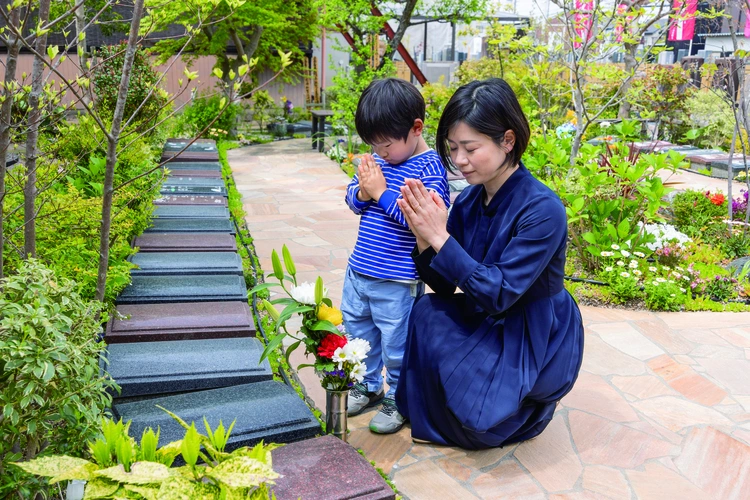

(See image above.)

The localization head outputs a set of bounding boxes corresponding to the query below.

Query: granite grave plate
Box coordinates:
[112,381,321,449]
[161,152,219,162]
[160,184,227,196]
[163,138,217,153]
[161,169,221,178]
[711,159,749,178]
[272,435,396,500]
[163,176,225,188]
[129,252,243,276]
[153,205,230,219]
[144,218,235,234]
[133,233,237,252]
[102,337,271,398]
[684,149,726,161]
[630,141,673,153]
[105,301,255,343]
[651,145,698,153]
[164,161,222,171]
[116,275,247,304]
[688,153,731,165]
[154,194,227,206]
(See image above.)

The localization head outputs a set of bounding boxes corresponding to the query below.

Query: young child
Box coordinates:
[342,78,450,434]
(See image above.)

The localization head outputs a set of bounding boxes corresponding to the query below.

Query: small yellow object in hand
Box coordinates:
[317,303,343,326]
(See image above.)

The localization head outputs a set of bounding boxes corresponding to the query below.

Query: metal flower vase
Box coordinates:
[325,389,348,442]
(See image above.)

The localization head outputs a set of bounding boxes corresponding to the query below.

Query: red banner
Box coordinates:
[574,0,594,49]
[667,0,698,42]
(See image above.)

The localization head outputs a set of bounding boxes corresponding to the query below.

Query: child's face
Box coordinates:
[369,121,423,164]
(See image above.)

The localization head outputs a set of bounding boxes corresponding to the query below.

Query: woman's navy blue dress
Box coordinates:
[395,164,584,449]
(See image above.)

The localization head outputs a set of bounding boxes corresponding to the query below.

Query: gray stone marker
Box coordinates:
[163,138,217,152]
[162,169,221,178]
[102,337,271,398]
[711,159,749,179]
[162,152,219,162]
[129,252,243,276]
[116,275,247,304]
[272,435,396,500]
[160,184,228,196]
[652,145,698,153]
[112,381,322,450]
[164,176,225,187]
[154,194,227,206]
[145,218,235,234]
[164,161,222,171]
[630,141,673,153]
[153,205,230,219]
[105,301,255,343]
[133,233,237,252]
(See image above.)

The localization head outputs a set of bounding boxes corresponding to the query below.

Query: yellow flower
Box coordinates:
[317,303,343,326]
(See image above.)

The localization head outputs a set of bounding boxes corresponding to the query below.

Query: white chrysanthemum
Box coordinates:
[629,261,638,269]
[351,363,366,383]
[673,273,682,279]
[332,346,349,367]
[600,251,614,257]
[648,266,658,272]
[656,277,667,283]
[621,250,631,257]
[605,266,614,272]
[611,244,621,250]
[634,270,642,276]
[662,266,671,271]
[344,338,371,363]
[680,288,686,293]
[620,272,630,278]
[617,260,625,267]
[290,282,327,305]
[634,251,646,258]
[601,121,612,129]
[638,222,691,251]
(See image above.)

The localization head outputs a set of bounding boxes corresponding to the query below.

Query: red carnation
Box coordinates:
[317,334,348,358]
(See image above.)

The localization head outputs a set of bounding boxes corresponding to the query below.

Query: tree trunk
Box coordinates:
[95,0,145,301]
[376,0,418,70]
[570,84,585,165]
[617,43,637,119]
[0,8,22,278]
[23,0,51,259]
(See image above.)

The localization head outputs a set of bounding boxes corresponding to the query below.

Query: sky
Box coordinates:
[512,0,562,20]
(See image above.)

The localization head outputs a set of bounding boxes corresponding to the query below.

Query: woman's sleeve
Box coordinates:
[429,200,566,315]
[412,204,462,296]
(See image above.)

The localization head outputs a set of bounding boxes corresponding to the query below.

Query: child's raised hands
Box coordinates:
[358,154,387,202]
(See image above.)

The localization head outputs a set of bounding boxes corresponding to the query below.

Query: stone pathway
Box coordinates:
[229,139,750,500]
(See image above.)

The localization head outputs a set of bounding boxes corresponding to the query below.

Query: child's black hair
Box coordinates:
[355,78,426,145]
[435,78,530,172]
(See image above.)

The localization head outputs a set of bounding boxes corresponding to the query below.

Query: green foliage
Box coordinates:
[702,275,739,302]
[718,231,750,260]
[179,93,241,139]
[12,414,280,499]
[92,43,170,134]
[421,80,455,148]
[0,261,116,498]
[643,278,687,311]
[626,65,693,140]
[684,89,738,150]
[250,90,275,132]
[670,189,727,239]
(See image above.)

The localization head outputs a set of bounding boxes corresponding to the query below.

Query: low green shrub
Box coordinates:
[0,260,115,498]
[179,93,241,139]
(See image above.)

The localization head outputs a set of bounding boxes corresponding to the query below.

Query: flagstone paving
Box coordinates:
[228,139,750,499]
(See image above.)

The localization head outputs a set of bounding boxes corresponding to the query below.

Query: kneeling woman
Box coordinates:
[395,78,584,449]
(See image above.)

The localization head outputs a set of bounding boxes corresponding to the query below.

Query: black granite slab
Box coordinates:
[153,205,230,219]
[630,141,674,153]
[129,252,243,276]
[163,138,217,153]
[102,337,271,398]
[133,233,237,252]
[164,161,222,171]
[651,145,698,153]
[711,158,749,178]
[116,275,247,304]
[154,194,227,206]
[112,381,321,449]
[161,152,219,162]
[105,301,255,343]
[162,169,221,178]
[144,218,235,234]
[272,435,396,500]
[164,176,225,188]
[159,184,228,196]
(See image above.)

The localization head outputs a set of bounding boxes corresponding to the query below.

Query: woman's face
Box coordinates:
[446,122,512,185]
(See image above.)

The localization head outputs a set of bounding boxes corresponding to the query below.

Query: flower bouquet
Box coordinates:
[249,246,370,440]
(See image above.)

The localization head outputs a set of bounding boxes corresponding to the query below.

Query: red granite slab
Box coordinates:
[162,168,222,178]
[133,233,237,252]
[154,194,228,206]
[687,153,732,165]
[271,435,395,500]
[105,301,255,343]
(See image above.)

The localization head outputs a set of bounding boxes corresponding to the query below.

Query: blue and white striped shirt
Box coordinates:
[345,150,450,281]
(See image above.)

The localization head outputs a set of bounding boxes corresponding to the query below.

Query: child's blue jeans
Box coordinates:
[341,267,423,399]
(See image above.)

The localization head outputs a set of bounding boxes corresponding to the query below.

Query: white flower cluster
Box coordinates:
[638,223,691,251]
[333,338,371,382]
[290,282,328,305]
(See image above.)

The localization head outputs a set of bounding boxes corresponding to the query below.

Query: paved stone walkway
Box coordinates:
[229,139,750,500]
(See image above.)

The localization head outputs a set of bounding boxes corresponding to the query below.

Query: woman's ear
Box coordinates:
[412,118,425,136]
[504,130,516,149]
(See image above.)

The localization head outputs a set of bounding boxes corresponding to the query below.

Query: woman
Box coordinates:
[394,78,584,449]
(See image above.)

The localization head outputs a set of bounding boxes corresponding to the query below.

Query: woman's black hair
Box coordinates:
[435,78,530,173]
[355,78,425,145]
